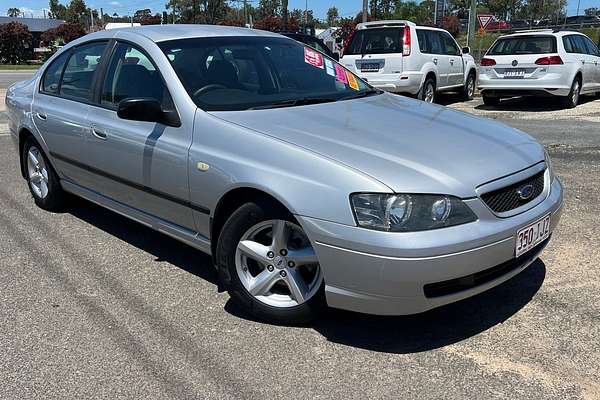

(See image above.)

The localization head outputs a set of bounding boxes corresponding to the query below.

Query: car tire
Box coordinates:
[482,95,500,106]
[562,77,581,109]
[419,77,436,103]
[462,72,476,100]
[22,136,67,211]
[216,200,326,325]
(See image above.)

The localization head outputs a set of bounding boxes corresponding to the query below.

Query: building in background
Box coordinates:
[0,16,65,60]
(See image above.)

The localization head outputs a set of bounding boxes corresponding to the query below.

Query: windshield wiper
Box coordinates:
[248,97,338,110]
[339,88,383,101]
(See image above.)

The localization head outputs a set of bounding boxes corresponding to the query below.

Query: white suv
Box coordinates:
[478,30,600,108]
[340,20,477,103]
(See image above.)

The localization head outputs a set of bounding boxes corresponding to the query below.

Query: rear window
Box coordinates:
[488,35,557,55]
[345,28,402,55]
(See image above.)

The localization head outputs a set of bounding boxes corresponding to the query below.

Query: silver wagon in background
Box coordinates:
[6,25,563,324]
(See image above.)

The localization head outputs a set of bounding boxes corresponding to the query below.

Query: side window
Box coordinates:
[563,36,575,53]
[416,29,428,53]
[101,42,173,109]
[441,32,460,56]
[426,31,443,55]
[583,36,600,56]
[41,51,69,94]
[60,41,107,101]
[571,35,587,54]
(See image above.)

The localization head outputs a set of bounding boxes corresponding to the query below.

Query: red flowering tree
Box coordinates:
[0,22,33,64]
[41,22,86,48]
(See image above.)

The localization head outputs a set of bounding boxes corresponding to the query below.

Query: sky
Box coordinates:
[2,0,596,20]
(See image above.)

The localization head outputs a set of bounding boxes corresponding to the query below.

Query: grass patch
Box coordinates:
[0,64,41,71]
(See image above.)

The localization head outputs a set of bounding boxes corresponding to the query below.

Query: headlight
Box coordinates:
[350,193,477,232]
[544,148,555,182]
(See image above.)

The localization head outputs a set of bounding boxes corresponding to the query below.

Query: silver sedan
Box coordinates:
[6,25,563,324]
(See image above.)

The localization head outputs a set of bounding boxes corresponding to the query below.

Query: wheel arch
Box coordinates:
[210,186,294,264]
[18,127,34,179]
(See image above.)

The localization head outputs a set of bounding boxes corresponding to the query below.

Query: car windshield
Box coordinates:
[345,28,403,55]
[488,35,557,55]
[159,36,376,111]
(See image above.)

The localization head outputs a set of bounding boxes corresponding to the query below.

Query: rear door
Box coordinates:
[484,35,560,81]
[421,30,449,87]
[581,36,600,86]
[341,27,403,80]
[32,41,108,184]
[571,35,599,91]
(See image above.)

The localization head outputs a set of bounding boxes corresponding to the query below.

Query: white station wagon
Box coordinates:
[478,30,600,107]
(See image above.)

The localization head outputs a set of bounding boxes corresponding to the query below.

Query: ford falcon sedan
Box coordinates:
[5,25,563,324]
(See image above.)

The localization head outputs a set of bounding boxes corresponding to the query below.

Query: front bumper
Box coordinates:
[298,177,563,315]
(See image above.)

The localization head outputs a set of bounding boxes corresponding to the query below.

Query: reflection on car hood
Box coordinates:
[211,93,544,197]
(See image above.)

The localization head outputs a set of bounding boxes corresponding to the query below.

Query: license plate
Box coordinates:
[504,69,526,78]
[360,63,380,71]
[515,214,551,257]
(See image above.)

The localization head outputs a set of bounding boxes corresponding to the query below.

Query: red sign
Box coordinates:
[304,47,324,69]
[477,14,493,29]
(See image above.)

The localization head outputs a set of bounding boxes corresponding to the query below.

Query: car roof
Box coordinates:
[71,24,283,44]
[497,29,585,38]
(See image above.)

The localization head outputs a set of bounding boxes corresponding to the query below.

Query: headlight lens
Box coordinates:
[351,193,477,232]
[544,148,555,182]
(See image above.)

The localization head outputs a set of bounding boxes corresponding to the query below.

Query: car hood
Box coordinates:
[211,93,544,197]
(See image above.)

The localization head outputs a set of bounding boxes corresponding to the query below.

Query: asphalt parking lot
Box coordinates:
[1,72,599,399]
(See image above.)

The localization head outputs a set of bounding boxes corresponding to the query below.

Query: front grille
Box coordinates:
[481,170,545,213]
[423,237,550,298]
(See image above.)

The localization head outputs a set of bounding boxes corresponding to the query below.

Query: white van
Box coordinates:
[340,20,477,103]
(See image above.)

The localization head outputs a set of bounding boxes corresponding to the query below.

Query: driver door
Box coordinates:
[83,41,195,230]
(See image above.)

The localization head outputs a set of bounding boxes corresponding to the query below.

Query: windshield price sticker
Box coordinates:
[324,59,335,77]
[304,47,324,69]
[346,71,359,90]
[335,64,348,84]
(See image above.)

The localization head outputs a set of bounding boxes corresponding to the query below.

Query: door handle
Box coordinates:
[450,59,455,65]
[433,58,438,65]
[91,127,107,140]
[36,112,47,121]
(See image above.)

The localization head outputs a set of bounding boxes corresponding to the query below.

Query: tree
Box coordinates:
[0,22,32,64]
[326,6,339,26]
[133,8,152,21]
[393,1,433,24]
[585,7,599,16]
[48,0,67,19]
[257,0,280,19]
[7,7,21,17]
[443,15,460,37]
[333,17,356,47]
[66,0,88,24]
[369,0,395,20]
[164,0,229,24]
[41,22,85,48]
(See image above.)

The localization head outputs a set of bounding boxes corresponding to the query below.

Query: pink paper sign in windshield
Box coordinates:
[304,47,324,69]
[334,64,348,84]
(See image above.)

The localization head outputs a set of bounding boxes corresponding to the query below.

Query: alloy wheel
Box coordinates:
[424,82,435,103]
[27,146,49,199]
[235,219,322,308]
[572,80,580,105]
[467,76,475,98]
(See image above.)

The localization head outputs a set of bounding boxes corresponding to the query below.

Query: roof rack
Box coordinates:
[513,28,554,33]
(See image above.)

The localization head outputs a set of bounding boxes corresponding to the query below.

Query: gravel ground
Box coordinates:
[1,73,599,399]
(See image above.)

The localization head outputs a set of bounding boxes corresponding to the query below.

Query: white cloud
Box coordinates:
[109,1,123,7]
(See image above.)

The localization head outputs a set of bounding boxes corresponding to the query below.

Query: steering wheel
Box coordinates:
[194,84,227,97]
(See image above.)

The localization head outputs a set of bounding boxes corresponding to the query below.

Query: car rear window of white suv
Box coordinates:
[345,28,402,55]
[488,35,557,55]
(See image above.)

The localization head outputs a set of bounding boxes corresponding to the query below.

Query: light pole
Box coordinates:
[362,0,368,22]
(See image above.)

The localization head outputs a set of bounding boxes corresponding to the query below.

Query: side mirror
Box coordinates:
[462,46,470,54]
[117,98,181,127]
[332,53,340,61]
